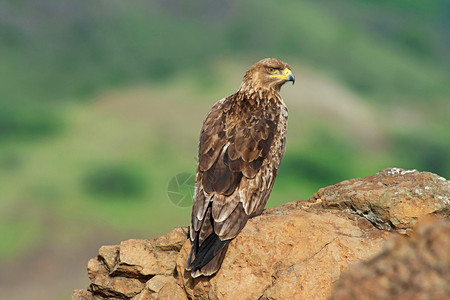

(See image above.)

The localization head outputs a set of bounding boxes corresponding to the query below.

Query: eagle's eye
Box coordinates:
[267,67,276,73]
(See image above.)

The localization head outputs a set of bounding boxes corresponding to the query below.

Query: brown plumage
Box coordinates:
[186,58,295,277]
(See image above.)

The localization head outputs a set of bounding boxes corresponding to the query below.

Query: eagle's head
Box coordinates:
[242,58,295,93]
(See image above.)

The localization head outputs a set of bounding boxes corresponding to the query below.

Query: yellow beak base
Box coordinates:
[270,68,295,84]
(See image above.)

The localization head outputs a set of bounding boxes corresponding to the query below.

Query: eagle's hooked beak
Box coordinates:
[270,68,295,85]
[285,68,295,85]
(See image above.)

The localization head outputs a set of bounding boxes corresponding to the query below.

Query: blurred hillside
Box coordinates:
[0,0,449,299]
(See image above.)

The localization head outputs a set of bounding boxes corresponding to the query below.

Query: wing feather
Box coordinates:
[212,192,240,222]
[214,202,250,240]
[198,205,213,244]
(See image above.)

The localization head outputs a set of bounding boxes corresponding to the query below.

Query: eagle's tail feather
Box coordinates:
[185,230,230,278]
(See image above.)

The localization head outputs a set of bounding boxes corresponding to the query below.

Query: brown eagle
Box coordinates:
[186,58,294,277]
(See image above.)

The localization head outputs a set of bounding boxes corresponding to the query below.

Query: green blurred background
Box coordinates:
[0,0,449,298]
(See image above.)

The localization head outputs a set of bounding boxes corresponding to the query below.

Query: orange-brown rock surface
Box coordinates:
[73,168,449,300]
[331,216,450,300]
[311,168,449,232]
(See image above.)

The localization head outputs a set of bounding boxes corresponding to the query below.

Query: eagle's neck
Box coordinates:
[236,80,284,107]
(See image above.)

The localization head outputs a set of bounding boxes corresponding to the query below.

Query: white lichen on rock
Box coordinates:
[386,168,418,176]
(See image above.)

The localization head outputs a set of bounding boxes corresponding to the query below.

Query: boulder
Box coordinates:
[311,168,449,232]
[73,168,449,300]
[331,216,450,300]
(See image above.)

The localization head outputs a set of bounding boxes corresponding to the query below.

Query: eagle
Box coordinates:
[186,58,295,278]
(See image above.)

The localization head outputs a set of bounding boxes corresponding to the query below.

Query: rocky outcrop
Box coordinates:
[331,216,450,300]
[311,168,449,232]
[177,202,389,300]
[80,228,188,300]
[73,168,449,300]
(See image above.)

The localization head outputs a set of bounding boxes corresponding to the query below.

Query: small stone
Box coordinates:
[98,245,119,271]
[72,289,94,300]
[132,275,188,300]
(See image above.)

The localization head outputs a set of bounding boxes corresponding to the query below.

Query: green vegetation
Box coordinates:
[82,163,148,198]
[0,0,448,266]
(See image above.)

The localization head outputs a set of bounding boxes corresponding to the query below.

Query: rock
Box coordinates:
[73,169,449,300]
[176,202,388,300]
[73,227,188,300]
[331,216,450,300]
[72,289,95,300]
[111,226,188,279]
[311,168,449,232]
[98,245,120,271]
[87,253,146,298]
[131,275,188,300]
